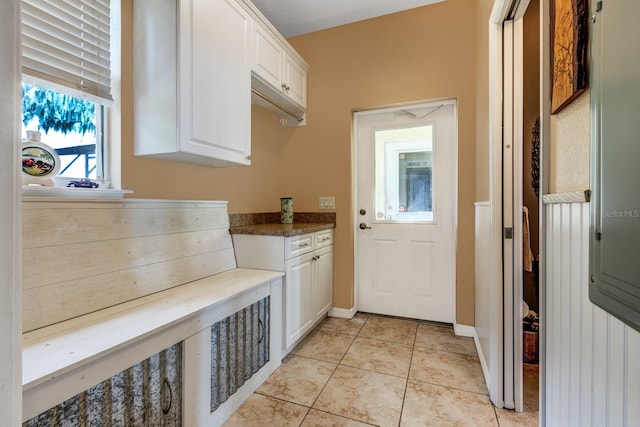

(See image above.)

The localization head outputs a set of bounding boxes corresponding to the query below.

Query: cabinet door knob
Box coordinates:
[258,318,265,344]
[161,378,172,415]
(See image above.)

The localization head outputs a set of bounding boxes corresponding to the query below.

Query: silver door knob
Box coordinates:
[359,223,372,230]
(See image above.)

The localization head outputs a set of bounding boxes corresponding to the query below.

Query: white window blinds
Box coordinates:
[21,0,112,101]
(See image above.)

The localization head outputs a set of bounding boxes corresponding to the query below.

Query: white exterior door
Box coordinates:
[354,101,457,322]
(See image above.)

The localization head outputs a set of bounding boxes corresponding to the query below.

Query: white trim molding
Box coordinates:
[328,306,357,319]
[453,323,475,337]
[542,190,590,204]
[473,327,492,397]
[0,2,22,425]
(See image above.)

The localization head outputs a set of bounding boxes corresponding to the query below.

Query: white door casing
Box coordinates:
[487,0,531,412]
[0,2,22,425]
[354,101,457,323]
[502,18,525,412]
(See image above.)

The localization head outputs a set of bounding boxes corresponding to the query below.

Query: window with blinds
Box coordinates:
[20,0,115,185]
[22,0,112,101]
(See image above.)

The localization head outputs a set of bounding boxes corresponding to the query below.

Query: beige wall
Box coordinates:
[121,0,492,325]
[549,90,590,193]
[475,0,494,202]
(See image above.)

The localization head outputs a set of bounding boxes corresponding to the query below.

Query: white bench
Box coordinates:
[22,198,283,424]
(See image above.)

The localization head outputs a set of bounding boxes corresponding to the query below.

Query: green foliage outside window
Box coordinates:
[21,84,96,136]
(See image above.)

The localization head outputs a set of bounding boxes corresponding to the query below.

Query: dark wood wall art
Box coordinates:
[531,118,540,198]
[550,0,588,114]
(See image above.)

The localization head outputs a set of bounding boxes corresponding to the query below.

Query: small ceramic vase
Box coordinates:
[280,197,293,224]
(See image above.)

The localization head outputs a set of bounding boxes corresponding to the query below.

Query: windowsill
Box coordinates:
[22,185,133,198]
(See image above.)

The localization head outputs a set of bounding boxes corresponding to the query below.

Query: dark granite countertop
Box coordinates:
[228,212,335,237]
[229,222,334,237]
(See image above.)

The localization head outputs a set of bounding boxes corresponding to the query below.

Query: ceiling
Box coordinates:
[250,0,446,38]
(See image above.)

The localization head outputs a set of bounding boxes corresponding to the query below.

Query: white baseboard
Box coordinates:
[473,328,491,395]
[453,323,474,337]
[210,359,279,426]
[328,306,357,319]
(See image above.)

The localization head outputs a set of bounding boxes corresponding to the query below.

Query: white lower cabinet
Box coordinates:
[233,229,334,354]
[314,245,333,318]
[284,244,333,349]
[284,251,314,348]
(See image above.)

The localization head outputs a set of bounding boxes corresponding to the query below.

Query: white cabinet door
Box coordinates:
[251,19,307,110]
[252,24,283,91]
[313,245,333,318]
[179,0,252,165]
[284,252,314,349]
[134,0,252,168]
[284,54,307,108]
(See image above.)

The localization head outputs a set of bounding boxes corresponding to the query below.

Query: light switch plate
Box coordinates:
[319,196,335,209]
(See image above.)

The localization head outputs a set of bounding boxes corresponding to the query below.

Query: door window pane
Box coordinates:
[374,126,434,222]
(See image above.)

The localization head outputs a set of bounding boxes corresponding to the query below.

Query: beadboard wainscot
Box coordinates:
[22,198,284,424]
[544,192,640,426]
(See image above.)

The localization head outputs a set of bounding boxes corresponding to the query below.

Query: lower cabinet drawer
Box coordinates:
[315,229,334,248]
[23,343,183,427]
[285,234,314,259]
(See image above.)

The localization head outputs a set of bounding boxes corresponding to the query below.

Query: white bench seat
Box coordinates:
[23,268,283,420]
[21,198,284,422]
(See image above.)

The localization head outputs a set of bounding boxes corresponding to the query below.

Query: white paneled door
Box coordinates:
[354,101,456,322]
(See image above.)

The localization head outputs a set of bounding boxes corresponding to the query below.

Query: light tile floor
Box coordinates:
[224,314,538,427]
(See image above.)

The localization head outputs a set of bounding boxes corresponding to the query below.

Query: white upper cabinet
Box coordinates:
[245,0,308,126]
[252,26,307,109]
[133,0,309,168]
[134,0,252,167]
[253,25,283,92]
[283,54,307,108]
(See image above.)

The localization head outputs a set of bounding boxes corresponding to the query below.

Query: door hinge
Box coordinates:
[504,227,513,239]
[595,231,602,241]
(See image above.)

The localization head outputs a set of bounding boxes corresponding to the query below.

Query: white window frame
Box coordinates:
[20,0,124,195]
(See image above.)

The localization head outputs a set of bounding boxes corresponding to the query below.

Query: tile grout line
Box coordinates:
[398,320,419,427]
[249,314,512,426]
[296,316,370,426]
